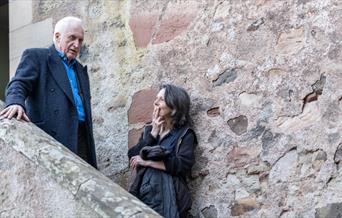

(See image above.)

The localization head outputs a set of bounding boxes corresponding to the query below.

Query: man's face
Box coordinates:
[55,24,84,61]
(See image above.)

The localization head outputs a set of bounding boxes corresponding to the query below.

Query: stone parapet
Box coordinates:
[0,101,160,218]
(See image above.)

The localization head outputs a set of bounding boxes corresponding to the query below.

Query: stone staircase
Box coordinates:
[0,101,160,218]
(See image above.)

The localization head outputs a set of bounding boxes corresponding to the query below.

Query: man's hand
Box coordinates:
[0,104,30,122]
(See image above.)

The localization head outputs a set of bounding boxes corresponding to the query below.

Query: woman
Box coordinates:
[128,84,197,218]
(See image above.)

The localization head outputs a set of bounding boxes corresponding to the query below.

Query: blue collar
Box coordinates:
[57,50,76,67]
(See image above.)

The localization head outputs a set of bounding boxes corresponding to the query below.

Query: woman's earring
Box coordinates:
[171,109,176,116]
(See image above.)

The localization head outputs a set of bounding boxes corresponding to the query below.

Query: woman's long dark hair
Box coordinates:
[161,84,192,128]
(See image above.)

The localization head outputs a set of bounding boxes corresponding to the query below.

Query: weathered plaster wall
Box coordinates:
[8,0,342,217]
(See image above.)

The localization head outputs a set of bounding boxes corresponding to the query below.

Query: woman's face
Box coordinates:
[154,88,172,119]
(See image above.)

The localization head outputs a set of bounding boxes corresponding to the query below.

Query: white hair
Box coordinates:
[53,16,83,44]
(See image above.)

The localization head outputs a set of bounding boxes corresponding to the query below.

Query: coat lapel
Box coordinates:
[75,63,89,98]
[48,46,75,106]
[75,63,91,118]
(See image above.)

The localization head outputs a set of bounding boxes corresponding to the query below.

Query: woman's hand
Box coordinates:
[151,107,164,138]
[130,155,166,171]
[130,155,150,170]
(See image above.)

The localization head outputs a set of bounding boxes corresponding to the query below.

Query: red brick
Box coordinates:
[128,127,144,149]
[129,13,158,48]
[128,88,157,124]
[152,2,198,44]
[129,2,198,47]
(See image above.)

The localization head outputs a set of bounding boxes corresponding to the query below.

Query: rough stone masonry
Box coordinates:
[7,0,342,217]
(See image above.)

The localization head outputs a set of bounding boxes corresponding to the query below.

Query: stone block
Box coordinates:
[129,1,198,47]
[152,1,198,44]
[276,28,304,55]
[129,11,159,48]
[226,146,260,169]
[201,205,218,218]
[269,149,298,184]
[315,203,342,218]
[128,88,157,124]
[239,92,262,108]
[128,127,144,149]
[231,198,259,216]
[227,115,248,135]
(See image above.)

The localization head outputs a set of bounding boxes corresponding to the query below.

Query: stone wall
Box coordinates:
[8,0,342,217]
[0,101,160,218]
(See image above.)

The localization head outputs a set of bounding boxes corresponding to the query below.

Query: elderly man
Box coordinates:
[0,16,97,168]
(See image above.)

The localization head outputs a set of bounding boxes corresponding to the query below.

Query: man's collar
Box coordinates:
[56,49,76,66]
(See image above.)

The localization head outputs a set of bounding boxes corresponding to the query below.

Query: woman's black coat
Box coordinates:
[128,125,197,218]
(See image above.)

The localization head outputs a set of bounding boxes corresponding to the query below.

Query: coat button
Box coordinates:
[50,88,55,92]
[54,110,59,115]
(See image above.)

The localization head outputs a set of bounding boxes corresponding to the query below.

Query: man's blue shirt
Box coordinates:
[57,50,85,121]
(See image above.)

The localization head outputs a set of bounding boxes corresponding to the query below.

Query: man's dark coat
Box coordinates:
[5,45,97,168]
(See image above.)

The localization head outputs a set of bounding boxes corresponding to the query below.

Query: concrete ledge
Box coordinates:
[0,101,160,218]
